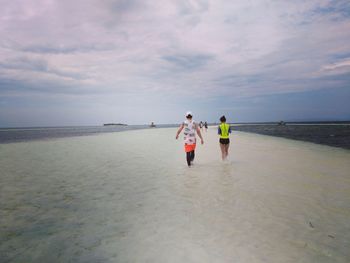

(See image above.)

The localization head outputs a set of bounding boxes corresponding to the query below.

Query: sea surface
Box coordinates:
[1,127,349,262]
[232,123,350,149]
[0,124,177,143]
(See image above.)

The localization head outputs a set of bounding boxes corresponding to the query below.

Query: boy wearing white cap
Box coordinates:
[175,111,204,167]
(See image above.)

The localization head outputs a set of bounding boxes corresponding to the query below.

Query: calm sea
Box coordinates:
[0,124,177,143]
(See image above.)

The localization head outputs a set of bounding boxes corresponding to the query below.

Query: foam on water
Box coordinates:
[1,127,349,262]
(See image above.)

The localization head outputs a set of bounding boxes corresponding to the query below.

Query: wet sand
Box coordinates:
[1,127,350,262]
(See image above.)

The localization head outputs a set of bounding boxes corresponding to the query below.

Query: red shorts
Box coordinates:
[184,144,196,152]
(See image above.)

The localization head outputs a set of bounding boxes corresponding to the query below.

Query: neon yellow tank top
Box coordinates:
[219,123,230,139]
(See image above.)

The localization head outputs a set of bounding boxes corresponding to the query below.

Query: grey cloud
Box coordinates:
[1,41,116,55]
[176,0,209,16]
[292,1,350,26]
[20,43,115,54]
[0,57,48,72]
[0,57,87,80]
[107,0,143,13]
[213,74,265,88]
[162,53,213,70]
[310,1,350,19]
[49,69,88,81]
[0,78,46,94]
[103,0,148,26]
[0,76,97,96]
[214,69,350,97]
[331,52,350,60]
[318,71,350,83]
[1,0,350,99]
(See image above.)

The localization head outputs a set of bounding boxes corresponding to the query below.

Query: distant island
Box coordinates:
[103,123,128,126]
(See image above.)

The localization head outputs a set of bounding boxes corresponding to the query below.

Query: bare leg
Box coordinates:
[190,150,195,163]
[225,143,230,159]
[219,143,226,160]
[186,152,191,166]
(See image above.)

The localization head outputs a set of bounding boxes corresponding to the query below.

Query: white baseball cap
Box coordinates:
[185,111,193,117]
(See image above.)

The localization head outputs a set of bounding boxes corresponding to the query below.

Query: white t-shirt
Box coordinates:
[183,119,197,145]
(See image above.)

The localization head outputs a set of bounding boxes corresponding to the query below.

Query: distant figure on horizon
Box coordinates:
[204,121,208,132]
[199,121,203,130]
[176,111,204,167]
[218,115,231,161]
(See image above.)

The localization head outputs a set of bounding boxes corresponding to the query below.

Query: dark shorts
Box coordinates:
[219,138,230,145]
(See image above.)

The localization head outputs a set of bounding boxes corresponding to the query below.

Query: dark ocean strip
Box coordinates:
[232,124,350,150]
[0,125,177,143]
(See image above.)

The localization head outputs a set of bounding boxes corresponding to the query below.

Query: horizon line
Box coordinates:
[1,120,350,129]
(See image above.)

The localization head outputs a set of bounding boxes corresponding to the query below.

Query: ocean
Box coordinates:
[1,123,349,149]
[0,124,177,143]
[232,123,350,150]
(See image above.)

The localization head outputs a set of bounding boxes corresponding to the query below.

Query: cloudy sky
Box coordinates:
[0,0,349,127]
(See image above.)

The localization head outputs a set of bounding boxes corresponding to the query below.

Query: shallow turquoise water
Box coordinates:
[1,128,350,262]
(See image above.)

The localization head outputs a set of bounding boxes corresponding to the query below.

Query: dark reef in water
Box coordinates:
[232,124,350,150]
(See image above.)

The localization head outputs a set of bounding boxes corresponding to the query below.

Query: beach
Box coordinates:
[1,127,350,263]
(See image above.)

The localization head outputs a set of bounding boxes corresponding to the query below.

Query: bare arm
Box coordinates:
[175,124,184,139]
[196,125,204,144]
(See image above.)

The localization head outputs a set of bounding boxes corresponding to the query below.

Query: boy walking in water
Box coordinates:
[218,115,231,161]
[176,111,204,167]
